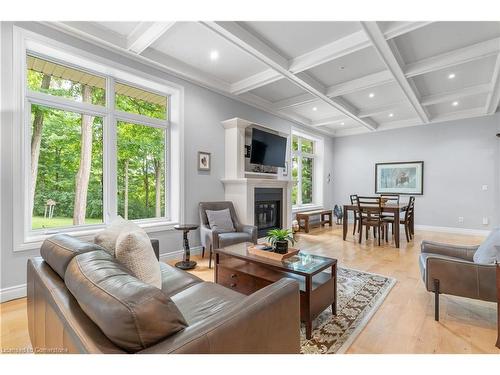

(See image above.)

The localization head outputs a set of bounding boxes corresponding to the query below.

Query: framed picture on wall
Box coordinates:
[198,151,211,171]
[375,161,424,195]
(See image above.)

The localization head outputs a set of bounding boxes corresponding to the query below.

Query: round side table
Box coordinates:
[174,224,199,270]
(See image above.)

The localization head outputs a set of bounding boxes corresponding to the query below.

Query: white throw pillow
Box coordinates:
[115,230,162,289]
[94,216,138,256]
[206,208,235,233]
[473,228,500,264]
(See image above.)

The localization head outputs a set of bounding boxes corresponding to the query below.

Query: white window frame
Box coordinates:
[12,26,184,251]
[291,130,324,212]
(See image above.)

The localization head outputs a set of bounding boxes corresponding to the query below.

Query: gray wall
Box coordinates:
[331,113,500,230]
[0,22,334,296]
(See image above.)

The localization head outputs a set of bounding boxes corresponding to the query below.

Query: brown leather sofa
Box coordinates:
[27,235,300,354]
[419,240,497,321]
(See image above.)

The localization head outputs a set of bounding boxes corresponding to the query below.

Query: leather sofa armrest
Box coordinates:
[421,240,478,261]
[139,278,301,354]
[235,224,258,244]
[150,239,159,261]
[425,255,496,302]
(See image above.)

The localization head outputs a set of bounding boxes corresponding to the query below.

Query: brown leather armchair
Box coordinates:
[199,201,257,268]
[419,240,497,321]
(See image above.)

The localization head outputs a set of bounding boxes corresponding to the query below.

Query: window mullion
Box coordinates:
[105,76,117,224]
[297,138,303,206]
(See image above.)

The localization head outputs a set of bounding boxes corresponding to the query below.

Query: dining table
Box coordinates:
[342,202,412,248]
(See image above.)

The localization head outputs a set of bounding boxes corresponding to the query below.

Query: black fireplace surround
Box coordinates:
[254,188,283,238]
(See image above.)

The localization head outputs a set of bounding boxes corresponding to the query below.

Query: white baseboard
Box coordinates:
[159,245,203,261]
[414,225,491,236]
[0,284,27,303]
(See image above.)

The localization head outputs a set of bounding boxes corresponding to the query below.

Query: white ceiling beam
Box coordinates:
[288,30,371,73]
[326,70,394,97]
[230,69,282,94]
[485,53,500,114]
[126,22,177,54]
[310,115,346,127]
[421,83,491,106]
[358,101,408,118]
[362,22,430,123]
[383,22,433,40]
[272,93,316,110]
[201,21,378,131]
[404,37,500,77]
[60,22,128,49]
[271,70,394,111]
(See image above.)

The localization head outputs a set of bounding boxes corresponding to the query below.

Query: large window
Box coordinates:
[292,134,316,207]
[26,53,170,232]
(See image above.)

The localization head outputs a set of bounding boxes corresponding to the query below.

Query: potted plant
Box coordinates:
[266,228,295,254]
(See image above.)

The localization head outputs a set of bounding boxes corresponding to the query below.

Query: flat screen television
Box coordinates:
[250,128,287,168]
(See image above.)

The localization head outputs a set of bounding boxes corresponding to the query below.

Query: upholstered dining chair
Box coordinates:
[199,201,258,268]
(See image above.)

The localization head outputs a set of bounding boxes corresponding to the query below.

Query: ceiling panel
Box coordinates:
[285,99,344,121]
[94,21,142,37]
[306,47,386,87]
[149,22,269,83]
[317,118,360,132]
[394,22,500,64]
[368,105,418,124]
[340,82,408,110]
[412,56,497,97]
[249,78,308,102]
[239,21,362,59]
[426,93,488,117]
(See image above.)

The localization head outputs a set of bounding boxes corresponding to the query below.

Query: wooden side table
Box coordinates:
[174,224,199,270]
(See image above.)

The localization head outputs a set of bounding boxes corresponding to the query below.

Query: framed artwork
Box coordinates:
[375,161,424,195]
[198,151,211,171]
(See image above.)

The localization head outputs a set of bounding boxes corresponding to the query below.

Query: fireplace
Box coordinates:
[254,188,283,238]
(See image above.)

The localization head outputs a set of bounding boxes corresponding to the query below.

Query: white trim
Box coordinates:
[0,284,27,303]
[361,22,430,124]
[485,53,500,114]
[421,83,491,107]
[325,70,394,98]
[126,22,176,55]
[414,225,491,236]
[382,21,433,40]
[404,37,500,78]
[12,26,184,252]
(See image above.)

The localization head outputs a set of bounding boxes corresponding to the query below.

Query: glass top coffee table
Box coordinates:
[214,242,337,339]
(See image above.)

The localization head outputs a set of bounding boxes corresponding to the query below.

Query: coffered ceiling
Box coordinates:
[48,21,500,136]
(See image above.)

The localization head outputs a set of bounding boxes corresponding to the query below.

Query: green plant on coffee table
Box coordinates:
[266,228,296,247]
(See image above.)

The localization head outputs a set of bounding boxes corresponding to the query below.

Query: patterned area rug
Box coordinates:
[300,267,396,354]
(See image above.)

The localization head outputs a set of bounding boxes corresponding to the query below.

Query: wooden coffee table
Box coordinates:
[215,242,337,339]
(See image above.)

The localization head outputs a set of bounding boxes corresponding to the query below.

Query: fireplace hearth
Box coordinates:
[254,188,283,238]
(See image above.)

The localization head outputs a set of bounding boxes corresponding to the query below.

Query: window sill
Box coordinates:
[16,219,179,252]
[292,204,324,214]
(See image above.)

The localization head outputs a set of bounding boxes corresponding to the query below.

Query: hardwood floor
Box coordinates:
[1,225,498,354]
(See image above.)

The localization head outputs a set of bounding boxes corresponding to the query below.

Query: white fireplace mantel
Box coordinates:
[221,118,292,231]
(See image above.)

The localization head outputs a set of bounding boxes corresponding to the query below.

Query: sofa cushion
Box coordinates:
[40,234,104,279]
[94,216,139,256]
[160,262,203,297]
[218,232,253,248]
[65,250,187,353]
[171,282,243,325]
[206,208,235,233]
[473,228,500,264]
[115,229,162,288]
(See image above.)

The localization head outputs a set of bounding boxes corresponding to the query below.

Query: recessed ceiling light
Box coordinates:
[340,122,345,125]
[312,107,318,111]
[388,113,394,118]
[369,93,375,98]
[448,73,456,79]
[452,101,459,107]
[209,50,219,61]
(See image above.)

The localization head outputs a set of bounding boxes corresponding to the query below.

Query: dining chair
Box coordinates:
[379,194,400,236]
[383,196,415,242]
[356,196,384,246]
[350,194,361,235]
